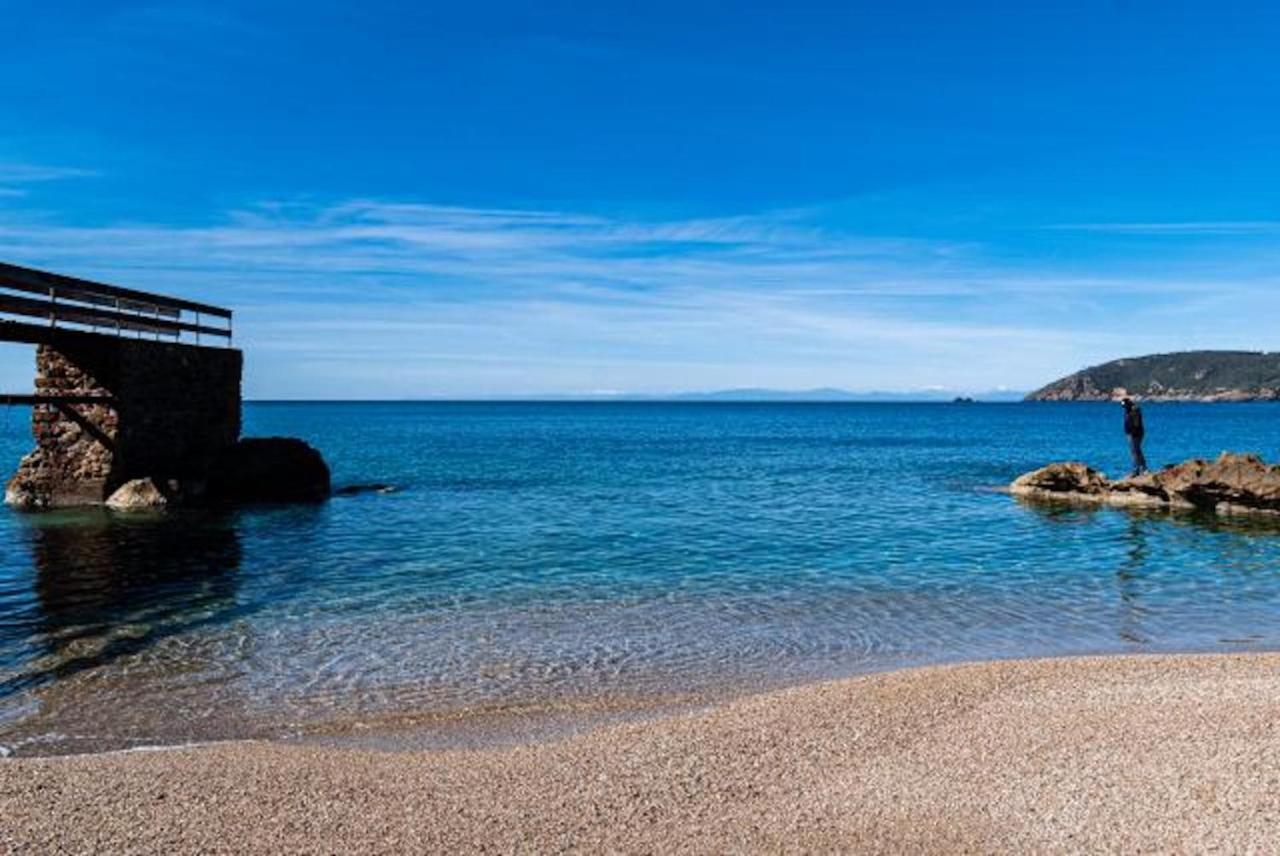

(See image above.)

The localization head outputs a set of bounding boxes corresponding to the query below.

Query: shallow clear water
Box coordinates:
[2,401,1279,755]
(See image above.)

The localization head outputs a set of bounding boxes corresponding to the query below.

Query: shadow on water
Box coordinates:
[1017,502,1158,644]
[1013,497,1280,646]
[1115,516,1151,644]
[0,509,243,699]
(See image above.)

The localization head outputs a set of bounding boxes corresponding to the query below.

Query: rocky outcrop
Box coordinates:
[1027,351,1280,402]
[207,438,331,504]
[1010,453,1280,517]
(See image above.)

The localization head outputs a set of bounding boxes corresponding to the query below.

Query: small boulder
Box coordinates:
[106,478,169,511]
[1009,462,1109,502]
[208,437,331,504]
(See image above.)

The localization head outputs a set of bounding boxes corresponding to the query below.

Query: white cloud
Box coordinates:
[1,198,1276,397]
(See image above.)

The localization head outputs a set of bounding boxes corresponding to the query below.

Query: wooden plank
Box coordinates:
[0,291,231,339]
[0,261,232,320]
[1,394,116,406]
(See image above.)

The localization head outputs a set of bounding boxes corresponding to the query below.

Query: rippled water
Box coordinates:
[2,401,1279,755]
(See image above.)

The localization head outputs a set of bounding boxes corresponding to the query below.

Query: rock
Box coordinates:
[208,437,331,504]
[1009,462,1109,502]
[1104,472,1176,508]
[1009,452,1280,518]
[1216,501,1280,518]
[106,478,170,511]
[1156,453,1280,512]
[333,483,397,496]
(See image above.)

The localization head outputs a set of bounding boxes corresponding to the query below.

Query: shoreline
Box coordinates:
[9,641,1266,761]
[4,651,1278,852]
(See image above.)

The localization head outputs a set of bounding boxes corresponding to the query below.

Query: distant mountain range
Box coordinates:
[535,387,1028,402]
[1027,351,1280,402]
[255,388,1030,403]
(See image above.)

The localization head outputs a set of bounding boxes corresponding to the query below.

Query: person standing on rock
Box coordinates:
[1121,396,1147,477]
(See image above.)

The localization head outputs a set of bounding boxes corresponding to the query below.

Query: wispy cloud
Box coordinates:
[0,163,98,184]
[0,199,1276,397]
[0,200,970,301]
[1050,221,1280,235]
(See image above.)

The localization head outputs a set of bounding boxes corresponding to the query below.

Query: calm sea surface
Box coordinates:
[2,401,1279,755]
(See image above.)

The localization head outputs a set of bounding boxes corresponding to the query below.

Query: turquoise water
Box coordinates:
[2,402,1280,755]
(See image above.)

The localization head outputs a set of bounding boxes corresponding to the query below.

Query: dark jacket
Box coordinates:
[1124,406,1145,438]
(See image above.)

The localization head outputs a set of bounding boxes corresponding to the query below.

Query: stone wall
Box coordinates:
[5,331,242,508]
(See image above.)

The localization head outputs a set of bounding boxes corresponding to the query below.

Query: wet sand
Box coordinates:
[2,652,1278,853]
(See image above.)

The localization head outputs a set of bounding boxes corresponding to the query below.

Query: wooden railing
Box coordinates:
[0,261,233,346]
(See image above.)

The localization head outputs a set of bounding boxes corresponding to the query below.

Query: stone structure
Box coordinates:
[5,330,242,509]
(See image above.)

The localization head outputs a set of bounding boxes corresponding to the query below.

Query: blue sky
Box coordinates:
[1,1,1279,398]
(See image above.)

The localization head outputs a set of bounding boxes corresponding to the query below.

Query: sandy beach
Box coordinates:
[2,652,1277,854]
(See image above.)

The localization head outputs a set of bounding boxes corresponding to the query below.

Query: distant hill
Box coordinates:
[1027,351,1280,402]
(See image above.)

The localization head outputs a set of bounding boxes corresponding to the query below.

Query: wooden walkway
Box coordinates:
[1,261,233,406]
[0,261,232,346]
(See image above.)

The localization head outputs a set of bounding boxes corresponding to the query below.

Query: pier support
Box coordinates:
[5,329,242,508]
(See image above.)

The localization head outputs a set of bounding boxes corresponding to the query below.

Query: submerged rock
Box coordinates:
[208,437,331,504]
[1010,452,1280,518]
[333,483,398,496]
[105,478,170,511]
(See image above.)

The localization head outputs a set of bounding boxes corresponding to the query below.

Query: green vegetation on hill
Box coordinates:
[1027,351,1280,401]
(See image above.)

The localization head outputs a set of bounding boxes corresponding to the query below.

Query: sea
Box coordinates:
[2,401,1279,756]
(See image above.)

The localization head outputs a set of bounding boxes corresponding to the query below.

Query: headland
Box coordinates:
[1027,350,1280,402]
